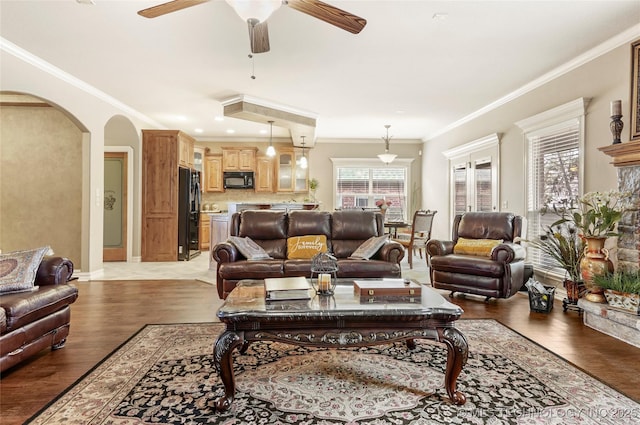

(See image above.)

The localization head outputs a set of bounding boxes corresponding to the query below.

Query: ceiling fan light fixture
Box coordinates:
[226,0,282,23]
[378,124,396,164]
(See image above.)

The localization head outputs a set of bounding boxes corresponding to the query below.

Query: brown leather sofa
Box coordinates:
[426,212,526,301]
[0,256,78,373]
[212,209,405,299]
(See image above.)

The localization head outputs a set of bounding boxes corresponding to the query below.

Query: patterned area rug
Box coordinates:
[27,320,638,424]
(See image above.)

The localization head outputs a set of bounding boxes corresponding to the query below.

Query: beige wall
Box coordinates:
[424,43,631,240]
[0,105,82,264]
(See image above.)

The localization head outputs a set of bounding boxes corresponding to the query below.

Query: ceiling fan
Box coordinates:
[138,0,367,54]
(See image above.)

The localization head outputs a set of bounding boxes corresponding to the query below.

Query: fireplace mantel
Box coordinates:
[598,139,640,167]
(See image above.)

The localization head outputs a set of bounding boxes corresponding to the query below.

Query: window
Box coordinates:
[443,133,500,222]
[516,98,588,276]
[332,159,412,222]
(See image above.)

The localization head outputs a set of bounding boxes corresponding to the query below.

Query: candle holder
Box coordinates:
[310,252,338,295]
[610,114,623,145]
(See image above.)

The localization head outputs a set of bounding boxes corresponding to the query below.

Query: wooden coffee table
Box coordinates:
[213,279,468,411]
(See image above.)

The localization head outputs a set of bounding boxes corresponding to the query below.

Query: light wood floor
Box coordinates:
[1,279,639,423]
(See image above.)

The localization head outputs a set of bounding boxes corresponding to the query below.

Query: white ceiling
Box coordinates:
[1,0,639,145]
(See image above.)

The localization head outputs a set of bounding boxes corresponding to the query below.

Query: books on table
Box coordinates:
[264,276,312,301]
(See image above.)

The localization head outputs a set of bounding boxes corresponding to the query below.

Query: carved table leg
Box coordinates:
[438,327,468,405]
[213,330,244,411]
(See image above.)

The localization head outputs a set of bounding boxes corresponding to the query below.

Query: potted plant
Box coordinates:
[593,271,640,315]
[527,219,585,303]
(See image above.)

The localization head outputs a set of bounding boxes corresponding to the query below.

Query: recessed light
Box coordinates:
[194,128,204,134]
[259,129,268,134]
[226,129,235,134]
[214,116,224,122]
[432,13,448,21]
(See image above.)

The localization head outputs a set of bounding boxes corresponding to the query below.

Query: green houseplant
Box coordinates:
[593,271,640,314]
[527,218,585,303]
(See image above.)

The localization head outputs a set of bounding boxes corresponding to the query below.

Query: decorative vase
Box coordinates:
[563,279,585,304]
[580,236,614,303]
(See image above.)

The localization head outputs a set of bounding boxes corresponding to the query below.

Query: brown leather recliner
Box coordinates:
[426,212,526,301]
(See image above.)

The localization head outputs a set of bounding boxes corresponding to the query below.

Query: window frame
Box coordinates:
[516,98,588,281]
[330,158,414,221]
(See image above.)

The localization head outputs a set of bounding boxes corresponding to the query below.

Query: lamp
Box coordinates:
[226,0,281,23]
[299,136,308,169]
[266,120,276,157]
[377,124,397,164]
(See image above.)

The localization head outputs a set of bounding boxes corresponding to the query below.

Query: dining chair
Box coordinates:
[392,210,437,269]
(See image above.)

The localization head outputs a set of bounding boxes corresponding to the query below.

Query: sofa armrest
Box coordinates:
[212,242,242,264]
[426,240,455,257]
[373,240,405,264]
[35,256,74,286]
[491,242,526,263]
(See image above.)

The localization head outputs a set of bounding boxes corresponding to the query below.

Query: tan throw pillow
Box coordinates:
[453,237,503,257]
[0,246,50,294]
[349,235,389,260]
[228,236,272,261]
[287,235,328,259]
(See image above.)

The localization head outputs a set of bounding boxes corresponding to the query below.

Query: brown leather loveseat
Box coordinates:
[426,212,526,301]
[212,209,405,299]
[1,256,78,373]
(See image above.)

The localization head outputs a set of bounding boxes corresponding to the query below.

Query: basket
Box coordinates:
[528,286,555,313]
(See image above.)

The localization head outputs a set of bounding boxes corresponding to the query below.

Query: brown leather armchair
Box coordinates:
[426,212,526,301]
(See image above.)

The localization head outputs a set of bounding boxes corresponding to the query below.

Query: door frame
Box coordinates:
[104,146,133,262]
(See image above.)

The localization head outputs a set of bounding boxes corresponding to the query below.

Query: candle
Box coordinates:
[319,274,331,291]
[611,100,622,116]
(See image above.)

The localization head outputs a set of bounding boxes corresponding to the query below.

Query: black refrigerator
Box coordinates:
[178,167,201,261]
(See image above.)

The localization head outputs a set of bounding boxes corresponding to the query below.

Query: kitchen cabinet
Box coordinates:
[222,148,257,171]
[193,146,205,188]
[204,155,223,192]
[276,148,308,192]
[141,129,196,261]
[199,213,211,250]
[179,133,195,168]
[255,155,274,192]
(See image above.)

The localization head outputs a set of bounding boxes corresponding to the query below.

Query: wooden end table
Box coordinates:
[213,279,468,411]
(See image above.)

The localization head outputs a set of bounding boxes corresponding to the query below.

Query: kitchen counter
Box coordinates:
[228,203,319,214]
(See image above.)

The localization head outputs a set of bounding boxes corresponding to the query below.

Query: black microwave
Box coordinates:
[223,171,254,189]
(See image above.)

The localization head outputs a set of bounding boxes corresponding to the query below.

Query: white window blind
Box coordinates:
[335,166,408,221]
[525,120,581,272]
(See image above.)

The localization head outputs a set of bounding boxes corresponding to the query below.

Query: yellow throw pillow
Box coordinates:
[453,237,503,257]
[287,235,328,259]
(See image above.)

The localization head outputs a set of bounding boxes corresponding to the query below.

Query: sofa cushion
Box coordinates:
[349,235,389,260]
[0,246,49,294]
[287,235,328,259]
[228,236,272,260]
[453,238,503,257]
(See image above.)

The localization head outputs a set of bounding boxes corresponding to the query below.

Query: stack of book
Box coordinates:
[264,276,312,301]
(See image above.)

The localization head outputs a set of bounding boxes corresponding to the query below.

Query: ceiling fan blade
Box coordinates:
[138,0,210,19]
[248,20,270,54]
[285,0,366,34]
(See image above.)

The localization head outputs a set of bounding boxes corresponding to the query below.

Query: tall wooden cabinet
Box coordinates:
[255,156,274,192]
[276,148,308,192]
[204,155,224,192]
[141,129,196,262]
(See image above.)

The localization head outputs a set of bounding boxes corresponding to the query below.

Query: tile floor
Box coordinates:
[95,250,431,285]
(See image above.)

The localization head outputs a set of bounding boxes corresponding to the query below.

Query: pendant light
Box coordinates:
[266,120,276,157]
[299,136,308,169]
[377,124,397,164]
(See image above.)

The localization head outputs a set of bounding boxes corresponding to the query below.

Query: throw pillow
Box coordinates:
[349,234,389,260]
[0,246,50,294]
[453,237,503,257]
[228,236,272,261]
[287,235,328,259]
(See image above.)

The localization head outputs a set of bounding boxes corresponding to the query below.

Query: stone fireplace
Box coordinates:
[577,140,640,348]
